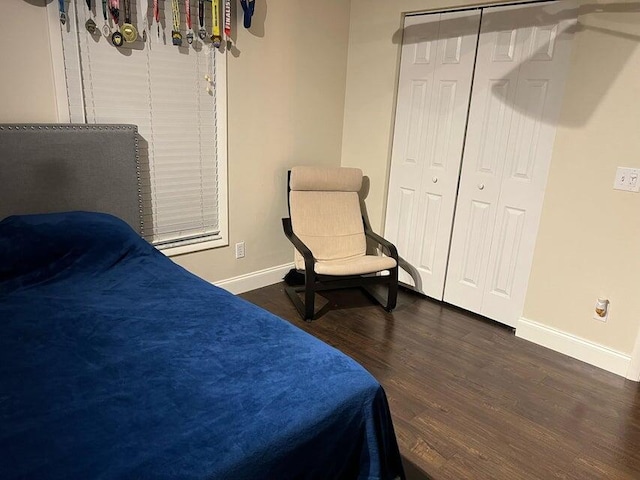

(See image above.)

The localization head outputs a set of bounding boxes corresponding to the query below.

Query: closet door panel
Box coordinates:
[481,4,577,323]
[443,11,524,314]
[385,11,480,297]
[444,2,576,326]
[385,14,438,287]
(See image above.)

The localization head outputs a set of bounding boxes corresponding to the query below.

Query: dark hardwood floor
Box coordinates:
[241,283,640,480]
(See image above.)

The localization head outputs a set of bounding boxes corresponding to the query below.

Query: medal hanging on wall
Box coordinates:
[85,0,98,34]
[198,0,206,40]
[122,0,138,43]
[224,0,231,43]
[211,0,221,48]
[171,0,182,45]
[59,0,66,25]
[185,0,193,44]
[109,0,124,47]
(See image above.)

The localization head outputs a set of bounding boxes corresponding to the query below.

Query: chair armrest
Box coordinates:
[364,228,398,260]
[282,218,315,272]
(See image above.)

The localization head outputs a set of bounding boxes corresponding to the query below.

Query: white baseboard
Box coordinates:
[214,262,294,295]
[516,317,631,378]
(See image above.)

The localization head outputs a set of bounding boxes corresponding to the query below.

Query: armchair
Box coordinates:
[282,166,399,320]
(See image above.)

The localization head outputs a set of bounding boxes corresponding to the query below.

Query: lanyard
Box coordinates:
[123,0,131,24]
[240,0,255,29]
[171,0,182,46]
[211,0,221,47]
[198,0,206,40]
[224,0,231,41]
[185,0,193,44]
[109,0,124,47]
[154,0,160,37]
[141,0,150,38]
[59,0,66,24]
[109,0,120,25]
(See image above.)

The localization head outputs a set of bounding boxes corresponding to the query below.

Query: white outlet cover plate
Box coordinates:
[613,167,640,192]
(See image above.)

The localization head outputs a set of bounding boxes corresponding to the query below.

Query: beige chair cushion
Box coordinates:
[291,191,366,268]
[314,255,397,276]
[290,166,362,192]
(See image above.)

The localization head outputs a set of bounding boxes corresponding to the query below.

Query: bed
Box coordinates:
[0,125,405,479]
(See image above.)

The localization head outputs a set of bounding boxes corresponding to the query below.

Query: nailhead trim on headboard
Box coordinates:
[0,124,144,235]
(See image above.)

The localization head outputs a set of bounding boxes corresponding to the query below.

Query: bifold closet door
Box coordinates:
[384,11,480,298]
[443,2,576,327]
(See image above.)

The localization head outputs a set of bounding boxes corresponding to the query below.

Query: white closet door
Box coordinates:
[444,2,576,326]
[384,11,480,298]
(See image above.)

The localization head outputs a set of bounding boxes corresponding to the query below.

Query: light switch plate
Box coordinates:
[613,167,640,192]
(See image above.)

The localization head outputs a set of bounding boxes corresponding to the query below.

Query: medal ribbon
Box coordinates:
[224,0,231,40]
[142,0,150,32]
[109,0,120,26]
[124,0,131,23]
[153,0,160,36]
[212,0,221,39]
[240,0,255,29]
[59,0,66,24]
[185,0,191,30]
[86,0,92,10]
[102,0,108,22]
[198,0,204,30]
[172,0,180,33]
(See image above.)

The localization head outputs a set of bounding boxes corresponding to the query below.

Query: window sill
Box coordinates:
[159,237,228,257]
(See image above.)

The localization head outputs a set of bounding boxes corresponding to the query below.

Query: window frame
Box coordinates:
[45,1,228,257]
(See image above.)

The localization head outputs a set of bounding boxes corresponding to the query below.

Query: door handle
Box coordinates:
[478,183,485,190]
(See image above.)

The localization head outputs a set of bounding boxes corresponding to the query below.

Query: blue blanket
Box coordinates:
[0,212,404,480]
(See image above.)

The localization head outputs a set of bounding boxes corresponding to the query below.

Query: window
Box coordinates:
[49,0,227,255]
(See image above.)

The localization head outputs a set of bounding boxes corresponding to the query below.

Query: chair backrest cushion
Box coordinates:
[289,167,366,267]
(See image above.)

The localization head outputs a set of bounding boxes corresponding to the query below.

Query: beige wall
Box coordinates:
[0,2,58,122]
[341,0,640,354]
[0,0,351,283]
[524,6,640,354]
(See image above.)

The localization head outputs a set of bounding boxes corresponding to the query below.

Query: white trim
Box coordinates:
[626,327,640,381]
[160,237,229,257]
[215,46,229,252]
[214,263,294,295]
[46,0,71,122]
[516,317,631,378]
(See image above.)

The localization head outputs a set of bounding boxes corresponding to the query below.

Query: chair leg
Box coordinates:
[386,266,398,311]
[304,269,315,320]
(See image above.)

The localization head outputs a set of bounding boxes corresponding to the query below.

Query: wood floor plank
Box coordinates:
[241,284,640,480]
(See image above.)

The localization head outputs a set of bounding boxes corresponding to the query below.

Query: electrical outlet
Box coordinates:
[613,167,640,192]
[235,242,245,259]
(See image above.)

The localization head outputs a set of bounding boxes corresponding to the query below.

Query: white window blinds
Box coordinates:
[58,0,226,250]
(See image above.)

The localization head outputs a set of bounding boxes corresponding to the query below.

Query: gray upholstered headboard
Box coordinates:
[0,124,143,235]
